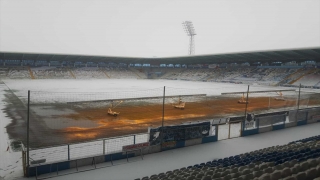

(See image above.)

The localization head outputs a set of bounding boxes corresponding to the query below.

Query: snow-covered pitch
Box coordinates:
[0,79,316,180]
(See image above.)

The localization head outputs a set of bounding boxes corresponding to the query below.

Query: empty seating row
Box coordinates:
[289,135,320,144]
[135,135,320,180]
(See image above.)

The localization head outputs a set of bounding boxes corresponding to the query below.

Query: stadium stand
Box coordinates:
[5,59,21,66]
[282,68,314,86]
[0,67,8,78]
[259,68,297,86]
[29,67,148,79]
[71,67,108,79]
[1,64,320,89]
[158,67,299,86]
[7,67,31,79]
[34,60,49,66]
[49,61,61,66]
[134,135,320,180]
[170,69,213,81]
[219,67,256,83]
[31,67,73,79]
[159,68,185,80]
[106,67,146,79]
[293,69,320,88]
[130,68,148,79]
[160,68,250,82]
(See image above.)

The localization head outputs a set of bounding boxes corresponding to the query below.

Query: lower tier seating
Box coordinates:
[135,135,320,180]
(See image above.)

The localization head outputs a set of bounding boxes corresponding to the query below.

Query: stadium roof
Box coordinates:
[1,47,320,65]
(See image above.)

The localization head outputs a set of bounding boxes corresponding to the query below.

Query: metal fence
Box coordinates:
[24,85,320,168]
[29,133,149,164]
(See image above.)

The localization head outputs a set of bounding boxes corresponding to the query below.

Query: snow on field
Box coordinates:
[0,79,318,179]
[0,84,24,180]
[2,79,297,102]
[26,121,248,168]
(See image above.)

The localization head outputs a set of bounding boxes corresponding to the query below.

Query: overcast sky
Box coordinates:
[0,0,319,58]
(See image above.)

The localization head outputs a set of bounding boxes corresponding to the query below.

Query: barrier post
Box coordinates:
[103,139,105,155]
[133,135,136,144]
[228,123,231,139]
[240,122,243,137]
[22,150,26,176]
[27,90,30,176]
[297,83,301,110]
[243,85,250,122]
[161,86,165,127]
[68,144,70,160]
[215,124,218,139]
[242,121,244,132]
[160,86,165,150]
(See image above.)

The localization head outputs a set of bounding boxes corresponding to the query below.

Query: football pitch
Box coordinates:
[3,79,319,148]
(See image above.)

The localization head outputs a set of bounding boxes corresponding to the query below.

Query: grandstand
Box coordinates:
[1,47,320,87]
[31,67,72,79]
[5,67,31,79]
[70,67,107,79]
[135,134,320,180]
[292,69,320,88]
[1,65,320,88]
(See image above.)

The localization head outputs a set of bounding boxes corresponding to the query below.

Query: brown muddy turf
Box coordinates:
[57,95,319,146]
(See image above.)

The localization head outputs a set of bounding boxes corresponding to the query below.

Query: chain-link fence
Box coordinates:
[19,86,320,167]
[29,133,149,164]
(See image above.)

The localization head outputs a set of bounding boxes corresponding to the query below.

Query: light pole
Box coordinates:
[182,21,196,55]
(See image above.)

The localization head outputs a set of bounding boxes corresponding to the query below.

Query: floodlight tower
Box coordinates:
[182,21,196,55]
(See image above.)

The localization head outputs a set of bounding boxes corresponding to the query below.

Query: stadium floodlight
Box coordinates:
[182,21,196,55]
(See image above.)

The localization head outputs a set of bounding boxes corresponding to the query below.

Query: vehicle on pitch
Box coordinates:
[172,97,185,109]
[274,91,285,101]
[238,93,249,104]
[108,100,123,116]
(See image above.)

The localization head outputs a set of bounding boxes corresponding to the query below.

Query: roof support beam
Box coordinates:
[76,56,82,62]
[298,50,320,58]
[35,54,40,61]
[49,55,55,61]
[255,53,273,60]
[269,51,288,59]
[62,55,69,61]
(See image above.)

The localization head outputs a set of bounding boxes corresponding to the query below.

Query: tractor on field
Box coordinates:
[274,91,285,101]
[238,93,249,104]
[172,97,185,110]
[108,100,123,117]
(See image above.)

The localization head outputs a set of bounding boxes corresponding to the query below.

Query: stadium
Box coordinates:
[1,47,320,180]
[0,48,320,144]
[1,1,320,180]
